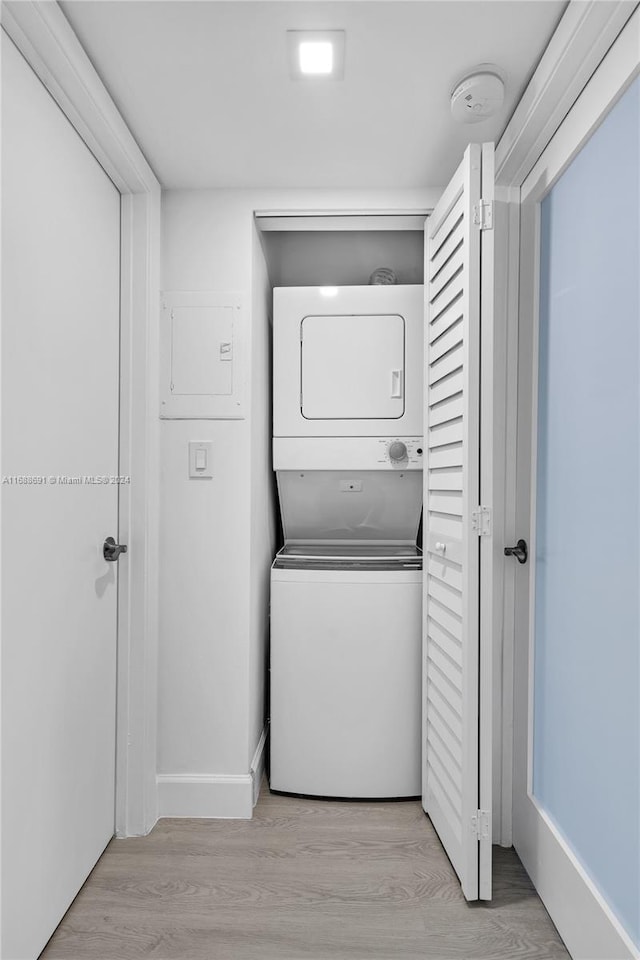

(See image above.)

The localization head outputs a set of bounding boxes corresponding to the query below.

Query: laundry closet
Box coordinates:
[261,227,425,800]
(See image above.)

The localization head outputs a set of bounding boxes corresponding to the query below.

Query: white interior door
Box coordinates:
[422,142,494,901]
[513,19,640,959]
[1,33,122,960]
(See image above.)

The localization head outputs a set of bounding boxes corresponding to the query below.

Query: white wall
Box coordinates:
[158,187,438,817]
[158,192,253,815]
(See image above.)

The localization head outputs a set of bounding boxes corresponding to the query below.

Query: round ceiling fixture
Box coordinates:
[450,66,505,124]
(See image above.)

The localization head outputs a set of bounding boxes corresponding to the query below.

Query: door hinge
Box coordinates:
[472,199,493,230]
[471,809,490,840]
[471,505,491,536]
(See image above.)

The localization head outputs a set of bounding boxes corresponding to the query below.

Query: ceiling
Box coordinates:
[61,1,566,190]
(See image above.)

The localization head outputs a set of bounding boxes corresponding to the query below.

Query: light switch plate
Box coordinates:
[188,441,213,478]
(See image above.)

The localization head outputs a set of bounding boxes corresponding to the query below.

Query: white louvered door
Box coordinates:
[422,142,494,901]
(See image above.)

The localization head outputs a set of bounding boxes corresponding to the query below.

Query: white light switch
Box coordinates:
[189,442,213,478]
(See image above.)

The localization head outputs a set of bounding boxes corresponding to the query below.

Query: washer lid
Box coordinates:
[276,469,423,543]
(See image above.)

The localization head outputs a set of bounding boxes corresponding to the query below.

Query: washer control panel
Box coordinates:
[377,437,423,467]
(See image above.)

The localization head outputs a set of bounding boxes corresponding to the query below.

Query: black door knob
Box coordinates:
[504,539,528,564]
[103,536,128,562]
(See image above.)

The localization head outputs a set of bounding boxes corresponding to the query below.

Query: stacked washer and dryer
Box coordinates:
[269,284,424,799]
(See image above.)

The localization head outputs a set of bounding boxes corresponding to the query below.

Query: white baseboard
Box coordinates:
[520,801,639,960]
[157,774,253,819]
[250,725,268,807]
[156,726,269,820]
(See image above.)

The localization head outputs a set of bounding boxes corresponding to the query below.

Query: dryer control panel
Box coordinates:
[273,436,424,471]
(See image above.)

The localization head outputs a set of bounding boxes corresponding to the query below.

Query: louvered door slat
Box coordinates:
[428,467,463,491]
[428,556,463,592]
[429,492,463,516]
[426,681,463,743]
[427,716,463,770]
[430,276,465,325]
[429,248,465,300]
[430,342,464,383]
[427,614,463,665]
[428,594,463,640]
[428,417,464,449]
[428,444,463,470]
[429,200,465,276]
[429,369,464,405]
[430,319,464,362]
[429,395,464,428]
[428,577,464,618]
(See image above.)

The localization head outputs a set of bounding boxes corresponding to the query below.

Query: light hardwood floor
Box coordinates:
[41,785,569,960]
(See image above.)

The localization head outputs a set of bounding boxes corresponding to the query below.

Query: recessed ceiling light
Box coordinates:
[287,31,345,81]
[299,41,333,76]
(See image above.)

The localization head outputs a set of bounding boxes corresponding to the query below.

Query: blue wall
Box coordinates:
[534,75,640,948]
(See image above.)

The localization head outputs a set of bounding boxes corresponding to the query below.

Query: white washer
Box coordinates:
[270,546,422,798]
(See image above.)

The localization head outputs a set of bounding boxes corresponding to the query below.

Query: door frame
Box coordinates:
[1,0,161,837]
[510,8,639,959]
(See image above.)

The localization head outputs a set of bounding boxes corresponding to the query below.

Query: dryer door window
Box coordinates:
[301,314,405,420]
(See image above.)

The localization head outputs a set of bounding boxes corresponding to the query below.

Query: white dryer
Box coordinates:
[270,285,424,800]
[273,284,423,438]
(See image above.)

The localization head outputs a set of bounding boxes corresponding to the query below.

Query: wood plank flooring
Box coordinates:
[41,785,569,960]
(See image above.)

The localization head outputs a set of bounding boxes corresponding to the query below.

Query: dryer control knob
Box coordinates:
[388,441,408,462]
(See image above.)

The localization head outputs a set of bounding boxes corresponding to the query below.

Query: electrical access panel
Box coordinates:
[160,291,245,419]
[273,285,423,437]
